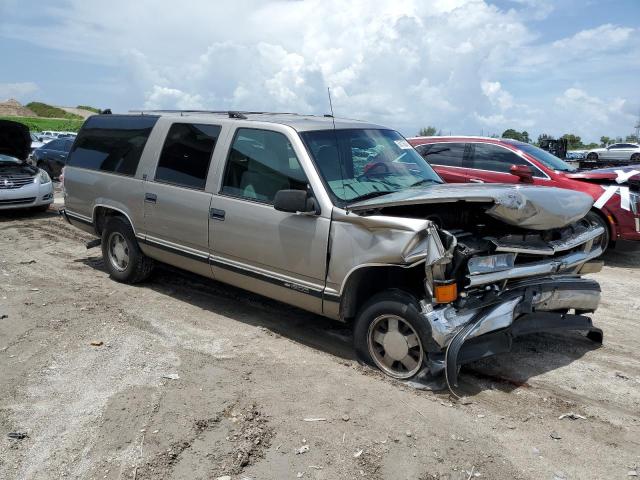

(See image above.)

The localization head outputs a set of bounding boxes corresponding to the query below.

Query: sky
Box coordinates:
[0,0,639,143]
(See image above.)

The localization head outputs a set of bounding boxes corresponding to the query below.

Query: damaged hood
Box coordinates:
[0,120,30,161]
[348,183,593,230]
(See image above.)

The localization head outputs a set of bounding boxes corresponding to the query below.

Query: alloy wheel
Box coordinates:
[107,232,130,272]
[367,314,424,379]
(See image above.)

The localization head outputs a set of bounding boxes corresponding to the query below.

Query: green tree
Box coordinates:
[418,126,438,136]
[502,129,523,141]
[521,131,530,143]
[600,136,611,147]
[625,134,639,143]
[561,133,583,150]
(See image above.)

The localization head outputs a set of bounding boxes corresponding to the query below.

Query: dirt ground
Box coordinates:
[1,207,639,480]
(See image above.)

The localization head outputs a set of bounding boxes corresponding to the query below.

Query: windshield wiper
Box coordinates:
[409,178,442,188]
[349,190,395,203]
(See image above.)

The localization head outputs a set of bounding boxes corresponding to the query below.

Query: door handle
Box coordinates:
[144,193,157,203]
[209,208,225,220]
[469,178,484,183]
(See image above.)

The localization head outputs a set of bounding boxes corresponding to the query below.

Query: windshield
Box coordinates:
[516,143,577,172]
[300,128,442,204]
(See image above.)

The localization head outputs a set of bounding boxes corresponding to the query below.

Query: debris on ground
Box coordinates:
[162,373,180,380]
[296,445,310,455]
[18,260,36,265]
[353,449,363,458]
[550,431,562,440]
[90,340,103,347]
[616,372,630,380]
[215,476,231,480]
[558,412,586,420]
[7,432,28,440]
[0,314,7,320]
[628,468,638,477]
[553,471,567,480]
[303,417,326,422]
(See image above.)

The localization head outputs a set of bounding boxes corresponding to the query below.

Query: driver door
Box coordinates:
[209,127,330,314]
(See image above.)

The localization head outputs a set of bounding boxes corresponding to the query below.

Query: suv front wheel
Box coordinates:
[353,290,428,379]
[101,216,154,283]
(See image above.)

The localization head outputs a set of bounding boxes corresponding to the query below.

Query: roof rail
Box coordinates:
[127,109,304,119]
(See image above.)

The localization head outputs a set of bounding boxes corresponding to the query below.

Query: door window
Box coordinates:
[154,123,221,190]
[221,128,308,203]
[415,143,465,167]
[47,139,64,151]
[471,143,545,177]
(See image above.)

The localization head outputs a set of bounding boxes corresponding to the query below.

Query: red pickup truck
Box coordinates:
[408,136,640,247]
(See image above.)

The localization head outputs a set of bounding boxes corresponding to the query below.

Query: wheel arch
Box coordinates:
[338,263,426,321]
[92,204,137,237]
[589,206,617,241]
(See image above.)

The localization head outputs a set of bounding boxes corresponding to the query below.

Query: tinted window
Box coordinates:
[154,123,220,190]
[47,139,64,150]
[62,139,74,152]
[67,115,158,175]
[222,128,308,203]
[472,143,544,177]
[416,143,465,167]
[609,144,622,149]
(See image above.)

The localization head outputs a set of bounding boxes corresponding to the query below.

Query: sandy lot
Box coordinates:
[0,208,639,480]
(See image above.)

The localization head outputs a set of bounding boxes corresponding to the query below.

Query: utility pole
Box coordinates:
[635,110,640,141]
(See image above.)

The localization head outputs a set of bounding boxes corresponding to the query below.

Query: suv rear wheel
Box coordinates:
[353,290,428,379]
[101,216,154,283]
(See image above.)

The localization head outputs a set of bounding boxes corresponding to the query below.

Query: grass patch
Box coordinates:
[26,102,82,119]
[0,116,84,133]
[76,105,102,113]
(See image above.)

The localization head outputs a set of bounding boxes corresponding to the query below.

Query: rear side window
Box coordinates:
[66,115,159,175]
[416,143,465,167]
[154,123,221,190]
[47,139,64,150]
[471,143,545,177]
[221,128,307,203]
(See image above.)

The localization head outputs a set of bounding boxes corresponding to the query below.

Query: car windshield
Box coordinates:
[515,143,577,172]
[300,128,442,204]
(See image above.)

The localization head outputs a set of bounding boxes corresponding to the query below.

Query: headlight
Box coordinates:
[468,253,515,275]
[38,169,51,184]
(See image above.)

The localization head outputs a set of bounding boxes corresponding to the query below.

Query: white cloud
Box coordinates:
[0,82,39,101]
[1,1,638,141]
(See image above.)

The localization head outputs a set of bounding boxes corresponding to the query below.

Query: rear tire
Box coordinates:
[353,290,429,380]
[585,210,610,252]
[101,216,154,283]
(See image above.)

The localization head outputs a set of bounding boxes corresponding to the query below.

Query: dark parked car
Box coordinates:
[32,137,74,178]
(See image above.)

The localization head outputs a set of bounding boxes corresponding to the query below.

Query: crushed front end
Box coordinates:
[420,217,604,390]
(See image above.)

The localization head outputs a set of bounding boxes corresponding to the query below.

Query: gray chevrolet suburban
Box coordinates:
[62,111,604,388]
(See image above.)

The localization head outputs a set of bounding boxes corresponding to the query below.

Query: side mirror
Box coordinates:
[510,164,533,183]
[274,189,319,215]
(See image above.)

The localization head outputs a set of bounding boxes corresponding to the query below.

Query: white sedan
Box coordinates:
[0,154,54,211]
[586,143,640,162]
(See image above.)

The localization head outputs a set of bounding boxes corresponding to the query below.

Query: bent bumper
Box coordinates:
[421,277,602,388]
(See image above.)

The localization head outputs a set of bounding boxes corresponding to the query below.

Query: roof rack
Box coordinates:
[128,110,305,119]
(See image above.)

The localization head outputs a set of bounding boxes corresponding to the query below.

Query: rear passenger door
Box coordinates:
[467,142,548,184]
[414,143,471,183]
[141,122,221,278]
[209,127,330,314]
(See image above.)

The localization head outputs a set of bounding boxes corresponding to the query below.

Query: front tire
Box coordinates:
[631,153,640,163]
[353,290,429,379]
[587,152,598,161]
[101,216,154,283]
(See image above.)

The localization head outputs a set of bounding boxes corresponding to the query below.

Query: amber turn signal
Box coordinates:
[433,280,458,304]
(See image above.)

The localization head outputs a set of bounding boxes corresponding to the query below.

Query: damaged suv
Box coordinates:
[62,112,604,388]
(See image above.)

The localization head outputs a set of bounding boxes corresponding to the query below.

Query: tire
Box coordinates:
[101,216,154,283]
[585,210,610,252]
[586,153,598,161]
[631,153,640,163]
[353,290,430,380]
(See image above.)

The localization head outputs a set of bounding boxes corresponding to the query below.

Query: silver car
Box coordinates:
[586,143,640,163]
[62,111,604,388]
[0,120,54,211]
